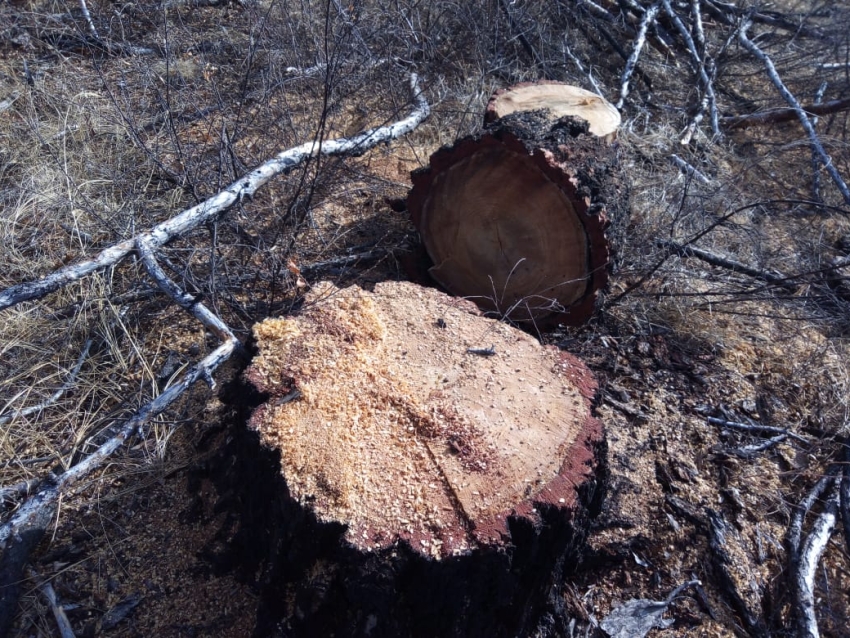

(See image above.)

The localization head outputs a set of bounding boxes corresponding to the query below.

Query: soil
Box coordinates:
[2,1,850,637]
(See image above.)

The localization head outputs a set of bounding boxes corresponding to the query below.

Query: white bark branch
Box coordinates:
[617,2,660,110]
[0,337,236,548]
[796,483,839,638]
[0,73,430,312]
[78,0,100,40]
[0,339,93,426]
[35,572,77,638]
[738,23,850,206]
[661,0,720,138]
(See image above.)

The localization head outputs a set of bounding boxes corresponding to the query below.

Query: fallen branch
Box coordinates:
[661,240,794,287]
[704,415,810,444]
[616,2,660,109]
[669,154,712,184]
[722,97,850,130]
[0,73,429,634]
[0,338,236,636]
[34,571,77,638]
[661,0,720,138]
[795,482,839,638]
[0,73,430,312]
[739,23,850,206]
[0,339,93,426]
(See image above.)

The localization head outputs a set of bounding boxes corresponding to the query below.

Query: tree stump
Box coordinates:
[408,82,625,326]
[245,281,605,637]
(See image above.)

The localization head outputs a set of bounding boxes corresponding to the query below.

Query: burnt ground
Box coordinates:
[2,0,850,637]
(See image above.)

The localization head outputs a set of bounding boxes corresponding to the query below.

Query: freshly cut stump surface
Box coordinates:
[245,280,605,636]
[485,81,621,142]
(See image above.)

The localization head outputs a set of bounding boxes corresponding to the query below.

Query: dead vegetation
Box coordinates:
[1,0,849,636]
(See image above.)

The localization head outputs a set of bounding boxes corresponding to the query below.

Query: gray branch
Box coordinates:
[0,74,430,312]
[738,23,850,206]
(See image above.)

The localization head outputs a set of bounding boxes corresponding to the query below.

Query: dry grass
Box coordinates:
[1,0,849,635]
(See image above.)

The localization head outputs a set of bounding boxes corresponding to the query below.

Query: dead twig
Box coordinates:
[795,481,839,638]
[660,0,720,138]
[616,2,660,109]
[0,339,93,426]
[669,154,712,184]
[704,415,810,444]
[738,22,850,206]
[660,240,794,287]
[722,97,850,130]
[0,74,430,311]
[811,82,828,202]
[33,570,77,638]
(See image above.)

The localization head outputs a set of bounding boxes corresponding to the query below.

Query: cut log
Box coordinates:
[245,280,605,637]
[408,82,625,326]
[485,82,621,142]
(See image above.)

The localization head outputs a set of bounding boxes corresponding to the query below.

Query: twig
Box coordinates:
[616,2,660,109]
[689,0,705,58]
[722,97,850,130]
[561,44,606,97]
[78,0,100,40]
[788,471,839,560]
[0,340,93,426]
[136,239,239,346]
[735,433,787,457]
[841,438,850,557]
[669,154,712,184]
[796,482,839,638]
[661,0,720,138]
[705,415,810,444]
[703,0,824,38]
[661,240,793,287]
[811,82,828,202]
[34,571,77,638]
[738,22,850,206]
[0,74,430,312]
[300,249,387,275]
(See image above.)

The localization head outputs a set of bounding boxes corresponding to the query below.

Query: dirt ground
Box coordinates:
[2,1,850,636]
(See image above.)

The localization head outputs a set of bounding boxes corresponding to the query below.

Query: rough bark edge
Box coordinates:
[468,350,604,544]
[408,123,611,326]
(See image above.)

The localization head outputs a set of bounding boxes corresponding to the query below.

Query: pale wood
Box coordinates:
[486,82,621,142]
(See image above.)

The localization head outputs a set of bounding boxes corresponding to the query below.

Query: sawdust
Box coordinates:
[247,281,597,558]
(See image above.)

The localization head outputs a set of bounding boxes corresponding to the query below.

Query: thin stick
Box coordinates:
[705,415,810,444]
[35,572,77,638]
[669,154,712,184]
[690,0,705,58]
[811,82,828,202]
[0,74,430,311]
[738,23,850,206]
[617,2,660,109]
[722,97,850,130]
[562,43,606,97]
[661,0,720,137]
[661,240,793,287]
[78,0,100,40]
[0,340,93,426]
[136,239,239,345]
[796,483,839,638]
